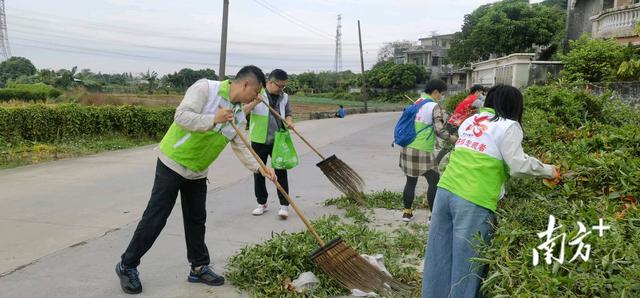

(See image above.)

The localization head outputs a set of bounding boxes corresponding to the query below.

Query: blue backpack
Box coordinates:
[393,98,434,147]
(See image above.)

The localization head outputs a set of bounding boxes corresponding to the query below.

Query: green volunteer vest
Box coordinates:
[159,80,236,172]
[438,108,510,212]
[249,89,287,144]
[407,97,437,152]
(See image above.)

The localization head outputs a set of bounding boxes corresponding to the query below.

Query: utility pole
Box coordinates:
[357,20,368,113]
[219,0,229,79]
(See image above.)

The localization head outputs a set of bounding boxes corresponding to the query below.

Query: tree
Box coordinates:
[140,70,159,94]
[448,0,565,66]
[540,0,567,9]
[0,57,37,83]
[54,66,78,89]
[37,69,58,86]
[164,68,217,90]
[377,40,415,62]
[366,61,427,91]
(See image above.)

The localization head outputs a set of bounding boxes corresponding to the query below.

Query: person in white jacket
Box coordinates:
[115,65,276,295]
[422,85,560,297]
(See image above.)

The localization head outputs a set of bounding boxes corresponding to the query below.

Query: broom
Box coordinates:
[259,101,366,204]
[228,120,411,295]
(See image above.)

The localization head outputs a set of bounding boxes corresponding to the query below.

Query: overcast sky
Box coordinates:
[5,0,545,75]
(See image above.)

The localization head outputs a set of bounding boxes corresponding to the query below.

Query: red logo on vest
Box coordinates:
[465,115,490,137]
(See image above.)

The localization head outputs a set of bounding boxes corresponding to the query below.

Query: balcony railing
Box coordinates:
[592,4,640,39]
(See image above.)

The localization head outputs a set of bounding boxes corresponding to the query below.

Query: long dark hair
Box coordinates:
[483,85,523,124]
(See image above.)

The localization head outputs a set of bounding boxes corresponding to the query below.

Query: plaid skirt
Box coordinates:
[399,147,438,177]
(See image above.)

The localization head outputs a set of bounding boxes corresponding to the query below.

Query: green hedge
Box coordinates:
[0,104,174,142]
[0,83,63,102]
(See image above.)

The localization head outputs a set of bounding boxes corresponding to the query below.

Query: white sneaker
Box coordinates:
[278,206,289,219]
[252,204,267,216]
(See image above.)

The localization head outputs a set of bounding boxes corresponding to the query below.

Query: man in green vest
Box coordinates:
[115,65,276,295]
[242,69,294,219]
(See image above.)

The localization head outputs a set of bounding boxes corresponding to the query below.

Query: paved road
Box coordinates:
[0,112,431,297]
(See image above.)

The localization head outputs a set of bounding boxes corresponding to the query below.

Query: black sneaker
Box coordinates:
[188,265,225,286]
[402,212,414,222]
[115,262,142,294]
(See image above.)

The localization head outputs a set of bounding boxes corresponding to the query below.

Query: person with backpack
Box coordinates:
[396,79,457,222]
[422,85,560,297]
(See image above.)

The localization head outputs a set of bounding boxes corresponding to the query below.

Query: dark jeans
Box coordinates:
[121,159,210,269]
[251,142,289,206]
[402,170,440,210]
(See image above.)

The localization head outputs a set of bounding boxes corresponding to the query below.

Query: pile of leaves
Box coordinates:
[479,82,640,296]
[226,214,427,297]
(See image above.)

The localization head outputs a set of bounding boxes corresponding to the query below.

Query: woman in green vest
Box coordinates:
[115,66,276,295]
[422,85,560,297]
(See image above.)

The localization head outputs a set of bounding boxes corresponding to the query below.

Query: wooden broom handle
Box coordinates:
[228,120,326,246]
[261,102,326,160]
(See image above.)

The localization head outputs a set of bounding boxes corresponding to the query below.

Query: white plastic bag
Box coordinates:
[351,289,379,297]
[360,254,391,277]
[291,271,320,293]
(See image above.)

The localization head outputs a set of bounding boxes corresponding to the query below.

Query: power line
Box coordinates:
[6,6,386,46]
[251,0,334,41]
[12,41,374,70]
[8,17,380,51]
[12,36,359,64]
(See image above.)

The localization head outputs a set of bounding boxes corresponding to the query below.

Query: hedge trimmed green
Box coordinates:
[0,83,62,102]
[0,104,174,142]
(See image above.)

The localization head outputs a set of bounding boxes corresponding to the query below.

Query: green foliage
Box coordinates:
[0,104,174,142]
[226,215,426,297]
[444,91,469,114]
[7,83,62,98]
[540,0,567,9]
[0,135,157,169]
[366,61,427,91]
[0,57,37,83]
[448,0,565,65]
[163,68,218,91]
[561,35,627,83]
[617,59,640,81]
[480,82,640,296]
[0,89,47,102]
[289,71,356,94]
[325,189,427,210]
[140,70,158,94]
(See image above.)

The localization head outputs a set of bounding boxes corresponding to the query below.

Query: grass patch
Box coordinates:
[0,135,157,169]
[325,189,428,210]
[226,215,426,297]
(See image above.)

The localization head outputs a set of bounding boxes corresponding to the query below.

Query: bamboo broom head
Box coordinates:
[316,155,366,205]
[309,238,412,295]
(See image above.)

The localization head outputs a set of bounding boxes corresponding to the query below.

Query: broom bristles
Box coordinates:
[310,238,412,295]
[317,155,366,205]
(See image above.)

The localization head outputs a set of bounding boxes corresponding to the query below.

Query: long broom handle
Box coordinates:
[260,102,326,160]
[228,120,326,247]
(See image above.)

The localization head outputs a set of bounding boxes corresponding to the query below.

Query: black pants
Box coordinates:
[121,159,210,268]
[252,142,289,206]
[402,170,440,210]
